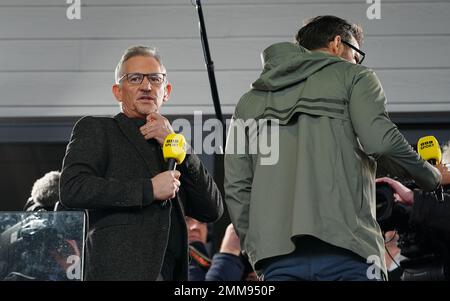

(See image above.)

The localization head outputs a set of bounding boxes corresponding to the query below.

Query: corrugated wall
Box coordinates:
[1,0,450,117]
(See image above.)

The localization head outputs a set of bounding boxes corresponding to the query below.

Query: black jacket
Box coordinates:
[411,189,450,233]
[60,113,223,280]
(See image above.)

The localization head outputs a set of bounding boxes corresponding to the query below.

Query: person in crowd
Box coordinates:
[187,218,257,281]
[24,171,61,211]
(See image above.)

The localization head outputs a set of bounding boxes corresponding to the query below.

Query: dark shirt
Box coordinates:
[161,205,183,280]
[188,241,245,281]
[131,118,183,280]
[188,241,211,281]
[411,189,450,233]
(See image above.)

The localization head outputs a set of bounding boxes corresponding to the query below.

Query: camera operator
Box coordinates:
[384,230,406,281]
[376,163,450,280]
[23,171,61,212]
[376,163,450,234]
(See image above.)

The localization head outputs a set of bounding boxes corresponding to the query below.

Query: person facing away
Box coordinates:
[59,46,223,281]
[224,15,441,281]
[19,170,81,281]
[186,216,212,280]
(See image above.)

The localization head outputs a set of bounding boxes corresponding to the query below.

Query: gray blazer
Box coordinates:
[60,113,223,280]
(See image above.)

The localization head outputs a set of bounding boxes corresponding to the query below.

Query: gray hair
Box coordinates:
[114,46,166,84]
[30,171,61,209]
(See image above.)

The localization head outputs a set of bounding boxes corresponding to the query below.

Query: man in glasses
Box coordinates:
[60,46,223,280]
[225,15,441,281]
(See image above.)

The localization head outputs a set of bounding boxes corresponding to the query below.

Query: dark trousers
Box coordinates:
[261,236,384,281]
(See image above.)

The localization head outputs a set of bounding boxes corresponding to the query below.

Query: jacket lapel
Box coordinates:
[114,113,165,177]
[114,113,185,210]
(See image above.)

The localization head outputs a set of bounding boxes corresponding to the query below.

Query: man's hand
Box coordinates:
[151,170,181,201]
[376,177,414,206]
[219,224,241,256]
[436,163,450,185]
[140,112,174,146]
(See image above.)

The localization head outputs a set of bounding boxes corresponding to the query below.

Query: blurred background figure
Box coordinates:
[383,230,404,281]
[206,223,258,281]
[187,216,212,280]
[187,218,257,281]
[23,171,61,212]
[0,170,81,281]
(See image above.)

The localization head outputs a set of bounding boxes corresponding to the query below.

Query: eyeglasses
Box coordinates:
[118,72,167,86]
[341,40,365,64]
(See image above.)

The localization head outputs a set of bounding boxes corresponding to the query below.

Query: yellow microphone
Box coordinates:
[417,135,442,165]
[163,133,187,170]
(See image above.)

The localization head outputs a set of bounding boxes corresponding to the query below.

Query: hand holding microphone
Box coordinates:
[417,135,447,199]
[417,135,449,184]
[151,133,187,203]
[163,133,187,171]
[417,135,442,165]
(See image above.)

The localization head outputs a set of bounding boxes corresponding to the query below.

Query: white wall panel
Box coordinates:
[1,69,449,116]
[1,3,450,39]
[1,36,450,71]
[5,0,442,4]
[1,0,449,116]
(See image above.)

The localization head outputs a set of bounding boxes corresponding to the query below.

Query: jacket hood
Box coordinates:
[252,42,344,91]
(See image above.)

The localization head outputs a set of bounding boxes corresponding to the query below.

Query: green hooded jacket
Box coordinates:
[224,42,441,277]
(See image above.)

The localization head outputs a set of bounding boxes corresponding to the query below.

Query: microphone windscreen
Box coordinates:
[163,133,187,165]
[418,135,442,164]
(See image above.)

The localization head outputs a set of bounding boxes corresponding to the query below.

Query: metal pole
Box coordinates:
[194,0,226,148]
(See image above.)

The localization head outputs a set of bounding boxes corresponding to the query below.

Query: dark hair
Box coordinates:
[295,15,363,50]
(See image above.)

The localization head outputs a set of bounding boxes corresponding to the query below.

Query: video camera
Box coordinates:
[0,212,85,281]
[376,181,450,280]
[375,135,450,281]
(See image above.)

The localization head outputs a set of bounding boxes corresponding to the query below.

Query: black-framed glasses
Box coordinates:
[118,72,167,86]
[342,40,365,64]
